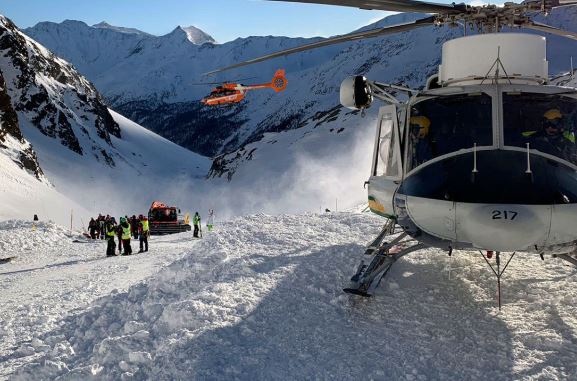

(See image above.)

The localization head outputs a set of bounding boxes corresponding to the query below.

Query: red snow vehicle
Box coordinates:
[148,201,191,235]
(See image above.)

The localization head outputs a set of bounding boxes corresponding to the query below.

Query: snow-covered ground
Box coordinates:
[1,212,577,380]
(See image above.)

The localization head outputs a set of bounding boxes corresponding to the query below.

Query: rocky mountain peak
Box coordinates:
[165,25,216,45]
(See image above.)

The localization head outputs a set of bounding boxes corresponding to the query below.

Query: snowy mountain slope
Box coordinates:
[23,7,577,160]
[0,14,211,222]
[37,110,211,219]
[0,56,89,225]
[2,212,577,380]
[204,105,375,215]
[0,138,90,225]
[23,20,152,80]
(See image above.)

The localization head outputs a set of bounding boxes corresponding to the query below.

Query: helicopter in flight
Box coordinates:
[208,0,577,306]
[200,69,288,106]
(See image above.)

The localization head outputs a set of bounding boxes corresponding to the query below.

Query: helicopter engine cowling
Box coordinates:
[340,76,372,110]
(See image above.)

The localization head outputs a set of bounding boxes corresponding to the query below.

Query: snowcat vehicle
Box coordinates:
[201,69,287,106]
[208,0,577,307]
[148,201,191,235]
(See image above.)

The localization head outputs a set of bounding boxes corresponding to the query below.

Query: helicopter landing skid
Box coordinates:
[554,253,577,268]
[344,226,425,297]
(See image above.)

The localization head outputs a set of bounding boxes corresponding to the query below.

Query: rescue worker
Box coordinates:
[207,209,215,232]
[138,214,150,253]
[410,115,433,167]
[119,216,132,255]
[130,215,138,239]
[116,220,123,254]
[193,212,201,238]
[98,214,105,240]
[524,108,576,163]
[105,219,117,257]
[88,218,97,239]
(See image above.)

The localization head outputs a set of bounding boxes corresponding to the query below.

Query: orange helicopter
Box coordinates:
[201,69,287,106]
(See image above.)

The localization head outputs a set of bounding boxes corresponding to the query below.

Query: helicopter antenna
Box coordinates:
[481,46,513,86]
[479,251,516,311]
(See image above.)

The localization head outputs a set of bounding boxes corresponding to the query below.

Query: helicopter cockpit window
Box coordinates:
[408,93,493,171]
[503,93,577,166]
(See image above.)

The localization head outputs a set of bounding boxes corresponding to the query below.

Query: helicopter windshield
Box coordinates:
[503,93,577,166]
[408,93,493,171]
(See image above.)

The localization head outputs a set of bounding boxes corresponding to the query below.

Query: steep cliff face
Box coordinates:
[0,69,44,181]
[0,15,121,166]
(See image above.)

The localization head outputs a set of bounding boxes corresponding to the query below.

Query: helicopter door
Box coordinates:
[367,105,403,218]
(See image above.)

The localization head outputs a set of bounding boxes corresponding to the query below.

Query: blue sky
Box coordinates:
[0,0,402,42]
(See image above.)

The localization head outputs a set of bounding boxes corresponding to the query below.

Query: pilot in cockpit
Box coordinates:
[523,108,576,164]
[410,115,433,167]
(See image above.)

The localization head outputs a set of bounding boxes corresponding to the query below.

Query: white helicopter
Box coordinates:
[208,0,577,306]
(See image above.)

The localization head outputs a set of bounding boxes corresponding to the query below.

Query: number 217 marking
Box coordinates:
[492,210,518,220]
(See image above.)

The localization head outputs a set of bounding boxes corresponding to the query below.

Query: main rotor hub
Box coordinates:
[435,1,546,32]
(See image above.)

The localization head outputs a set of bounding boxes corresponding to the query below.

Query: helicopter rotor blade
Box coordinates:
[205,16,437,75]
[521,21,577,41]
[266,0,467,14]
[550,0,577,8]
[522,0,577,8]
[191,82,224,85]
[191,76,258,85]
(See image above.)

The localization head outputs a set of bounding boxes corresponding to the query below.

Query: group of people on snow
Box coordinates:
[87,209,215,256]
[88,214,150,257]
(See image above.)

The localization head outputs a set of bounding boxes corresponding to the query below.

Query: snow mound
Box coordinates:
[6,212,577,380]
[0,221,74,262]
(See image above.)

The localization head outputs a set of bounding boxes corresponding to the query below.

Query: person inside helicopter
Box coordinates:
[408,93,492,171]
[409,115,433,167]
[523,108,577,164]
[503,93,577,166]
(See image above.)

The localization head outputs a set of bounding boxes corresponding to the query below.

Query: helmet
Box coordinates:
[120,217,126,223]
[544,108,562,121]
[543,108,563,133]
[138,214,144,219]
[410,116,431,138]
